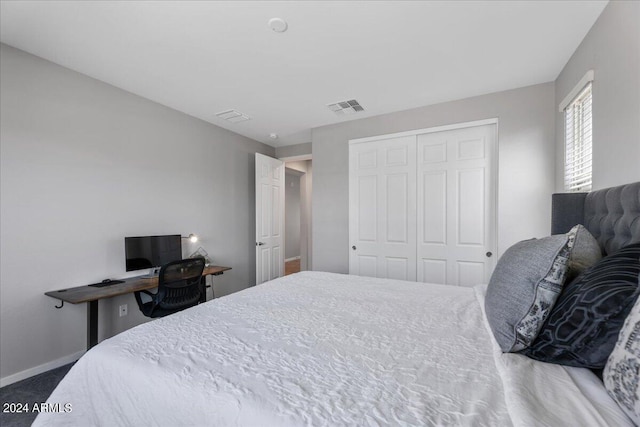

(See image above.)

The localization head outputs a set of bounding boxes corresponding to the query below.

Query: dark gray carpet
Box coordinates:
[0,363,74,427]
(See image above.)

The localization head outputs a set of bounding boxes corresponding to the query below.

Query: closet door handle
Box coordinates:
[256,242,265,246]
[486,251,493,258]
[352,245,357,250]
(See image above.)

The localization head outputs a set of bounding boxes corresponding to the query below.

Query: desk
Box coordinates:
[45,265,231,349]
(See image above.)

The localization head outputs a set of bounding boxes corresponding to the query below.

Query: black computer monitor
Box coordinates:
[124,235,182,272]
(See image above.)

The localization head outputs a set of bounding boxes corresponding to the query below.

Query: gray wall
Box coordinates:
[0,44,274,383]
[276,142,312,159]
[555,0,640,191]
[312,83,556,273]
[285,172,301,259]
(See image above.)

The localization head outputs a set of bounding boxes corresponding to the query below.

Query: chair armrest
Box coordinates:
[134,289,157,310]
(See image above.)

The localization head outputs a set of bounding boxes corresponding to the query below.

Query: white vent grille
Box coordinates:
[215,109,251,123]
[327,99,364,115]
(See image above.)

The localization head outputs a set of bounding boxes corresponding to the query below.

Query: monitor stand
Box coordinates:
[142,267,161,279]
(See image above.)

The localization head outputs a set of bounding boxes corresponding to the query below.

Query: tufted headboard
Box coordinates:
[551,181,640,255]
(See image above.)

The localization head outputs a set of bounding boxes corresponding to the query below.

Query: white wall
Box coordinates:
[555,0,640,191]
[0,44,274,384]
[312,83,556,273]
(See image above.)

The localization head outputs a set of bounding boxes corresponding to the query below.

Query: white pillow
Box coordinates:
[603,286,640,425]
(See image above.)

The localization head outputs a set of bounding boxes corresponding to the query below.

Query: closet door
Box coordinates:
[349,136,417,281]
[416,124,496,286]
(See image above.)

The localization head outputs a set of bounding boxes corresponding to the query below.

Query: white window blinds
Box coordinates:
[564,82,592,192]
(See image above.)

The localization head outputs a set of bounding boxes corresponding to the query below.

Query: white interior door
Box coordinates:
[417,124,497,286]
[255,153,285,285]
[349,136,417,281]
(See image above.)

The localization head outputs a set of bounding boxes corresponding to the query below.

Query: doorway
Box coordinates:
[285,170,302,275]
[283,158,312,274]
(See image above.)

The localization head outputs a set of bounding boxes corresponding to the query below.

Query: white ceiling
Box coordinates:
[0,1,607,147]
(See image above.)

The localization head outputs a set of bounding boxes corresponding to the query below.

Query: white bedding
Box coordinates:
[35,272,631,426]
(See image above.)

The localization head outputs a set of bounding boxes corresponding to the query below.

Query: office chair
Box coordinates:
[134,257,206,318]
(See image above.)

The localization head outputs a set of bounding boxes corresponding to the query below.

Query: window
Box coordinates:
[561,71,594,192]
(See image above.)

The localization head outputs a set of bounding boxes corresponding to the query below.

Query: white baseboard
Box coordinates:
[0,350,85,388]
[285,256,301,262]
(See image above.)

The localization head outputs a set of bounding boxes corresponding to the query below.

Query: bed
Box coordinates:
[35,182,640,426]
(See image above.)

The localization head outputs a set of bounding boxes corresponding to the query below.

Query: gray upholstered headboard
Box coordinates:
[551,181,640,255]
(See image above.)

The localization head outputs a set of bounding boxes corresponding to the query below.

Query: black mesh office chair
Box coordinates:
[134,257,206,318]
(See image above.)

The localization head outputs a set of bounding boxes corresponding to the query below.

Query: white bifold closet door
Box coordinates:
[349,123,496,286]
[349,136,417,281]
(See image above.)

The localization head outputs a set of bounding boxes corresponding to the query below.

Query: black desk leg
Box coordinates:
[200,276,208,303]
[200,275,215,303]
[87,301,98,350]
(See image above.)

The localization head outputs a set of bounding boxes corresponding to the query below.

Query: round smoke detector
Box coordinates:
[268,18,288,33]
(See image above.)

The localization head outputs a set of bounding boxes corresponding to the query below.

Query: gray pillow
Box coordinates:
[603,281,640,425]
[485,225,600,353]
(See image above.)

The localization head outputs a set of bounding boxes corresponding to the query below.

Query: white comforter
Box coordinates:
[35,272,631,426]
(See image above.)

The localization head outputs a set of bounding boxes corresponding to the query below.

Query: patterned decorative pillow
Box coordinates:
[522,243,640,368]
[485,225,599,353]
[603,285,640,425]
[566,224,602,279]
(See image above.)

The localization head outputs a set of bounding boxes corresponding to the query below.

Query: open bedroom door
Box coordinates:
[255,153,285,285]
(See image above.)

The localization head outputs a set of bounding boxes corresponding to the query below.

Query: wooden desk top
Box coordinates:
[45,265,231,304]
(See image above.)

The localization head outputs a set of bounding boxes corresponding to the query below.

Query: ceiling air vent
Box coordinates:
[215,109,251,123]
[327,99,364,115]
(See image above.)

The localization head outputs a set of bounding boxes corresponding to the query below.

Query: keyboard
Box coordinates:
[88,279,125,288]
